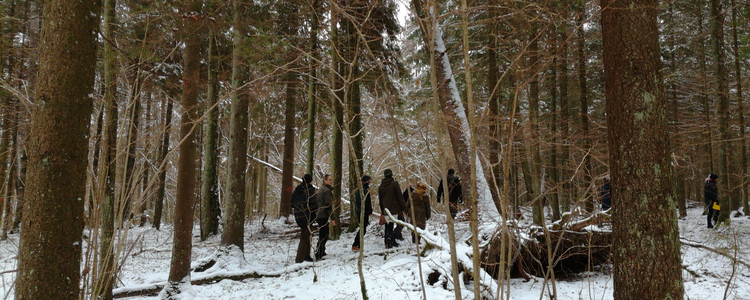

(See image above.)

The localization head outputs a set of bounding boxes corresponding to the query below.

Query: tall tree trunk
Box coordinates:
[558,10,571,212]
[94,0,118,297]
[601,0,684,298]
[528,26,544,225]
[280,74,297,218]
[201,30,220,240]
[487,20,503,206]
[221,0,249,251]
[15,0,101,298]
[121,76,142,223]
[549,23,561,221]
[330,5,345,239]
[411,0,500,221]
[576,7,593,213]
[153,95,173,230]
[709,0,732,224]
[0,102,15,241]
[306,0,320,176]
[730,0,748,214]
[164,0,202,294]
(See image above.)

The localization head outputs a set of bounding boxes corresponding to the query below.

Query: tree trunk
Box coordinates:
[527,26,543,226]
[153,95,173,230]
[15,0,101,298]
[709,0,731,224]
[200,30,220,241]
[601,0,684,298]
[121,75,142,224]
[221,0,249,250]
[330,5,344,239]
[730,0,748,214]
[164,0,202,294]
[576,7,593,213]
[280,74,297,218]
[94,0,118,297]
[549,23,561,221]
[558,10,571,212]
[306,0,320,176]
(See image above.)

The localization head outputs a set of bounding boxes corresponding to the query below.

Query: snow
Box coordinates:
[1,201,749,299]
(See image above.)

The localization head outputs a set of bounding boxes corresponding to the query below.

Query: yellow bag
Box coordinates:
[712,202,720,210]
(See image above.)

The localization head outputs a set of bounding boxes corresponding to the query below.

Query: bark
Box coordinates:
[330,5,344,239]
[549,23,561,221]
[558,10,571,211]
[221,0,249,250]
[121,76,142,223]
[0,103,15,241]
[164,0,202,293]
[15,0,101,298]
[306,0,320,176]
[279,72,296,218]
[487,20,502,206]
[527,26,543,226]
[730,0,748,214]
[576,8,593,213]
[709,0,731,224]
[601,0,684,298]
[153,95,173,230]
[94,0,118,297]
[200,30,220,241]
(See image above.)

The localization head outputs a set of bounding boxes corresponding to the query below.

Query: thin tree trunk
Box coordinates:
[153,95,173,230]
[164,0,202,294]
[94,0,118,297]
[221,0,249,250]
[280,74,297,218]
[15,0,101,297]
[528,26,544,226]
[306,0,320,176]
[558,11,571,212]
[709,0,732,224]
[601,0,684,297]
[330,5,345,239]
[730,0,748,214]
[576,7,593,213]
[200,30,220,240]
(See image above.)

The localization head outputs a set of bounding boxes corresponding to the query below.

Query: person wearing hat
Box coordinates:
[378,168,407,248]
[291,174,318,262]
[704,173,719,228]
[352,175,373,251]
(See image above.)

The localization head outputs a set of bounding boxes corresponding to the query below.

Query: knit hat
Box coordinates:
[384,169,393,177]
[709,173,718,180]
[303,174,313,184]
[361,175,372,183]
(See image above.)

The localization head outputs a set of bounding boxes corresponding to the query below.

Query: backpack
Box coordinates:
[291,186,307,210]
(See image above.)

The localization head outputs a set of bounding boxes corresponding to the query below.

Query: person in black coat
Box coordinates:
[704,173,719,228]
[292,174,317,263]
[437,169,463,219]
[352,175,372,251]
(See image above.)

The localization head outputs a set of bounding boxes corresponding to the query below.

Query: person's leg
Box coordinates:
[316,220,329,258]
[449,201,458,219]
[707,208,714,228]
[295,218,310,263]
[393,215,405,243]
[384,221,394,247]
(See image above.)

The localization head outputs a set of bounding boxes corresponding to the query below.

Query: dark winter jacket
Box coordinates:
[379,176,407,217]
[704,179,718,205]
[355,183,373,220]
[292,182,318,221]
[406,185,431,229]
[316,183,334,222]
[437,174,463,204]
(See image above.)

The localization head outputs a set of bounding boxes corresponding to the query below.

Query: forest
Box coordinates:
[0,0,749,299]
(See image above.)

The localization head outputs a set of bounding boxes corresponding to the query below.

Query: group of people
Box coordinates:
[291,168,463,262]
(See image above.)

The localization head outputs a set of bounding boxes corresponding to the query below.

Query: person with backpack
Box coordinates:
[437,168,463,219]
[315,174,335,259]
[351,175,372,251]
[292,174,317,263]
[704,173,719,228]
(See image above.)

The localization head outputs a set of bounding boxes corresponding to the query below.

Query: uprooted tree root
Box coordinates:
[481,212,612,280]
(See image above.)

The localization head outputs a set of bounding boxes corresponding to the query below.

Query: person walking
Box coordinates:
[352,175,373,251]
[378,169,407,248]
[704,173,719,228]
[291,174,317,263]
[315,174,335,259]
[437,168,463,219]
[406,181,431,244]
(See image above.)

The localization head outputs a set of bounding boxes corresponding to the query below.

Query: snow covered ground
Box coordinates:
[1,201,748,299]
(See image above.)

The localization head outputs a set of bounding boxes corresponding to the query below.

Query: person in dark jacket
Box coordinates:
[601,177,611,211]
[406,181,431,244]
[705,173,719,228]
[437,168,463,219]
[292,174,317,263]
[378,169,407,248]
[352,175,373,251]
[315,174,336,259]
